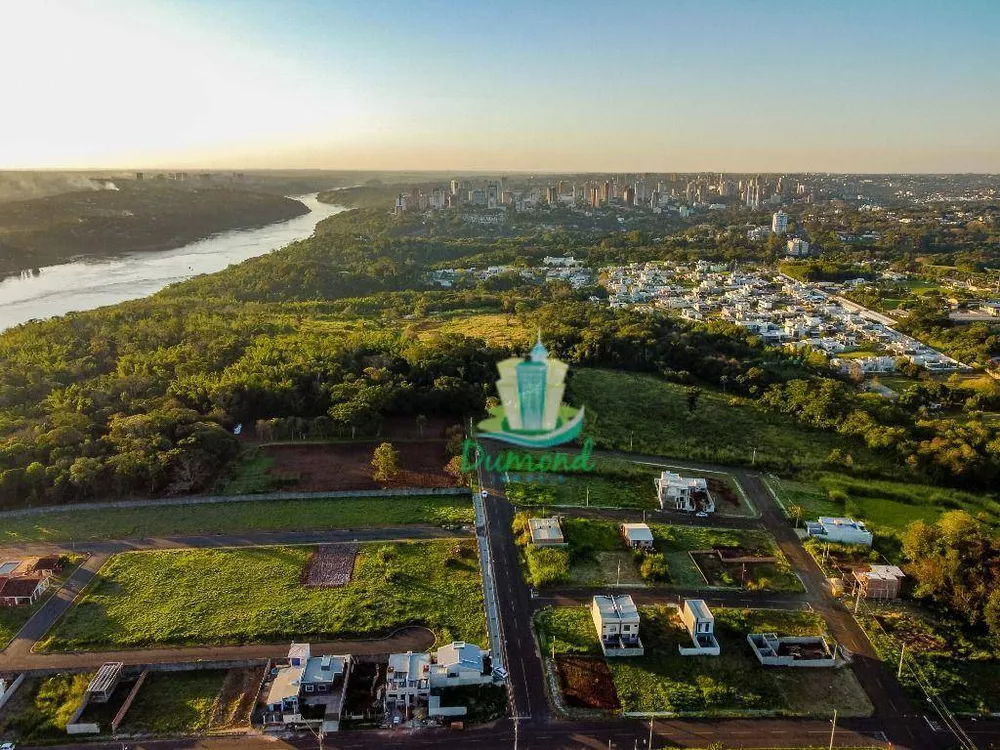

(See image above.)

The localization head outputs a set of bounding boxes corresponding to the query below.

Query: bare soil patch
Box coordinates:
[304,544,359,587]
[556,655,620,711]
[707,477,740,508]
[261,440,457,492]
[210,666,265,730]
[690,549,779,588]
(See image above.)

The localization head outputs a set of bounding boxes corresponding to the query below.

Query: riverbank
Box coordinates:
[0,183,310,277]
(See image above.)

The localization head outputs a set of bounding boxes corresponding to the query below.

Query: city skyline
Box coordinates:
[2,0,999,172]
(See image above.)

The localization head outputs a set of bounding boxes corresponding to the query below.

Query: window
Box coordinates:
[304,684,314,693]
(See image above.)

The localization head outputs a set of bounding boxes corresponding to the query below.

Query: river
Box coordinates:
[0,193,346,332]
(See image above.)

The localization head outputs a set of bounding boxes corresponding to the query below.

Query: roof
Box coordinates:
[301,655,347,685]
[818,517,868,531]
[435,641,486,670]
[592,594,640,624]
[288,642,311,663]
[684,599,714,621]
[528,517,564,543]
[0,576,45,598]
[856,565,905,581]
[657,471,707,490]
[266,664,304,705]
[622,523,654,542]
[0,562,20,576]
[87,663,123,695]
[388,651,430,678]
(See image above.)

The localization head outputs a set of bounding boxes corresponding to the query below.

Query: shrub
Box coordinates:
[639,553,669,582]
[525,546,570,587]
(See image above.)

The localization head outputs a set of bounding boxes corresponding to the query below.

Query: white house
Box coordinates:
[385,642,493,723]
[263,644,352,733]
[428,642,492,688]
[655,471,714,513]
[590,595,644,657]
[678,599,720,656]
[621,523,655,550]
[528,517,566,546]
[805,517,873,547]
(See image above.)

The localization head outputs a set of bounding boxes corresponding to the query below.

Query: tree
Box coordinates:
[685,386,702,414]
[789,504,803,528]
[371,442,400,484]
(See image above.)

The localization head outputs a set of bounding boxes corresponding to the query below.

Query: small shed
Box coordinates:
[621,523,655,550]
[87,663,124,703]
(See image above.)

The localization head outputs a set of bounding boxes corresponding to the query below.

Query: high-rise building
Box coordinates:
[772,210,788,234]
[487,182,499,209]
[602,181,612,203]
[622,186,635,205]
[745,177,761,210]
[450,179,461,195]
[649,190,660,208]
[545,186,558,204]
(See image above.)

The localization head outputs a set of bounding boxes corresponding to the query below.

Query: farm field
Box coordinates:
[38,540,485,651]
[567,369,894,475]
[0,555,85,648]
[537,606,872,717]
[767,472,1000,539]
[0,494,474,544]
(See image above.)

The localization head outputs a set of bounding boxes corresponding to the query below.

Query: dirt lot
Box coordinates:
[556,656,620,711]
[304,544,359,587]
[261,440,457,492]
[690,549,778,588]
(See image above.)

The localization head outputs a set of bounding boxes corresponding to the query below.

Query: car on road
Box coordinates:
[695,511,709,518]
[481,489,489,499]
[492,666,508,681]
[1,741,16,750]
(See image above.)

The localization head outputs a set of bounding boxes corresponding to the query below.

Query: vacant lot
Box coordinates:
[0,494,474,543]
[40,540,485,651]
[0,673,91,744]
[556,656,621,711]
[539,605,872,717]
[859,600,1000,714]
[567,369,892,475]
[768,472,1000,538]
[120,670,229,734]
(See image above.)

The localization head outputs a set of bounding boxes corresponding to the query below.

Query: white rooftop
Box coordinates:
[684,599,714,621]
[622,523,654,542]
[593,594,640,624]
[388,651,431,678]
[528,517,564,543]
[858,565,905,581]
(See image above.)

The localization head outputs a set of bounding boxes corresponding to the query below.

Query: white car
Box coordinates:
[695,511,709,518]
[492,666,508,681]
[1,742,16,750]
[481,489,489,499]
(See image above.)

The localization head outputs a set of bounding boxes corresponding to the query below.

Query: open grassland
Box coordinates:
[567,369,892,475]
[538,605,871,717]
[0,494,474,543]
[0,555,86,648]
[506,457,660,510]
[858,601,1000,714]
[39,540,485,651]
[768,472,1000,537]
[0,673,91,744]
[120,670,228,734]
[412,311,533,348]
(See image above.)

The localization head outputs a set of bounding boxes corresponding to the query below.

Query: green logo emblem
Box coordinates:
[476,331,585,448]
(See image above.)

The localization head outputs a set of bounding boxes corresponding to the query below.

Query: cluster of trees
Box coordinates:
[902,511,1000,641]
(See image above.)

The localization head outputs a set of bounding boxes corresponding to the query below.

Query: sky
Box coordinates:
[2,0,999,172]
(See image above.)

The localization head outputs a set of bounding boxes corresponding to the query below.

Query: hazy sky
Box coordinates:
[3,0,999,172]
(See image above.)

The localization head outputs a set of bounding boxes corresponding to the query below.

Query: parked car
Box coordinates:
[1,741,16,750]
[695,511,709,518]
[492,666,509,681]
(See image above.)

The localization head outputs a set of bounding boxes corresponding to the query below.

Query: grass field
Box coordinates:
[768,472,1000,538]
[0,673,91,743]
[857,600,1000,714]
[120,670,228,734]
[39,540,485,651]
[506,458,660,510]
[413,311,533,348]
[0,555,85,648]
[567,369,891,474]
[0,494,474,543]
[537,605,871,717]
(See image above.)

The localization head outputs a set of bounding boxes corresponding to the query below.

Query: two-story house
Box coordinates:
[263,644,352,733]
[590,594,644,657]
[678,599,720,656]
[654,471,714,514]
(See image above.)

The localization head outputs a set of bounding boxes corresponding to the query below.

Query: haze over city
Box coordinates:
[3,0,1000,172]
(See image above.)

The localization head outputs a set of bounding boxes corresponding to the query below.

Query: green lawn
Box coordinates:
[0,555,86,648]
[213,448,286,494]
[567,369,892,474]
[506,458,660,510]
[538,605,871,717]
[0,494,474,543]
[120,670,228,734]
[39,540,485,651]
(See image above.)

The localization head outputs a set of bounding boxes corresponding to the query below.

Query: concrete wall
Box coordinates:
[0,673,25,711]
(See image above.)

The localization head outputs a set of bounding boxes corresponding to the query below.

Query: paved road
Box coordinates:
[17,714,1000,749]
[0,526,466,671]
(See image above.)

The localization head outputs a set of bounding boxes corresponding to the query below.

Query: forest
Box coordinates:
[1,206,999,506]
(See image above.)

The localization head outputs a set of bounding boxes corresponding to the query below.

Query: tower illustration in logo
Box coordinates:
[477,331,585,447]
